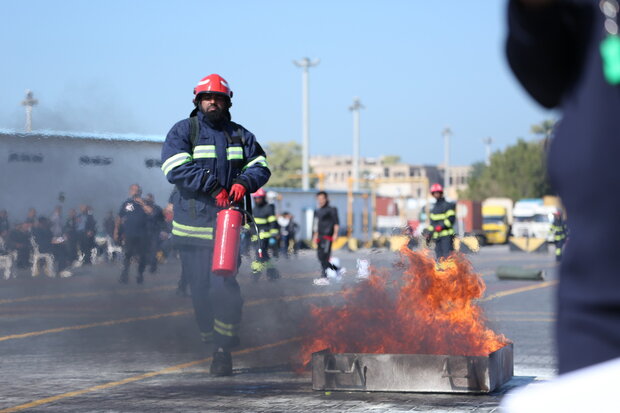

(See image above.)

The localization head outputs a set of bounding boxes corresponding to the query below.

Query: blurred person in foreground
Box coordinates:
[115,184,152,284]
[503,0,620,410]
[161,74,270,376]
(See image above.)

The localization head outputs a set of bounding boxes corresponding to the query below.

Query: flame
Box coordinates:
[299,248,509,366]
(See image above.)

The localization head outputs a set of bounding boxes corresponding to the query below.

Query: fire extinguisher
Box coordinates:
[212,206,262,277]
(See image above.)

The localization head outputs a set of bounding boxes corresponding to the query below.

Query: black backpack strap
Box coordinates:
[189,115,200,151]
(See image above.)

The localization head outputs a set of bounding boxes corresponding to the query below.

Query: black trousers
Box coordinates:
[317,237,337,277]
[180,245,243,350]
[78,232,94,264]
[122,236,147,277]
[434,236,454,260]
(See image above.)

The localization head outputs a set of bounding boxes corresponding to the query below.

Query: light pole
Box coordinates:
[21,90,38,132]
[349,97,364,191]
[442,127,452,192]
[483,136,493,166]
[293,57,320,191]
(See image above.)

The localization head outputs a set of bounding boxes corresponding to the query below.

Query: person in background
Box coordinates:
[75,204,97,265]
[0,210,9,234]
[24,208,36,225]
[145,193,165,274]
[424,183,456,261]
[312,191,344,286]
[250,188,280,280]
[64,208,78,264]
[103,210,115,239]
[50,206,63,238]
[278,211,299,258]
[115,184,152,284]
[7,223,31,269]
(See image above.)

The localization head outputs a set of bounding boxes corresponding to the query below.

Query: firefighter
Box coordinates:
[425,183,456,260]
[249,188,280,280]
[161,74,270,376]
[551,211,568,262]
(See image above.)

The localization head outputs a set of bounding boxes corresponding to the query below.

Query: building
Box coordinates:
[0,130,169,226]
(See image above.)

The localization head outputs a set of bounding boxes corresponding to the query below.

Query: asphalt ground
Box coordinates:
[0,245,558,412]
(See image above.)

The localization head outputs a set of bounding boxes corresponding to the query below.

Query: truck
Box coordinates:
[481,198,514,244]
[511,198,559,241]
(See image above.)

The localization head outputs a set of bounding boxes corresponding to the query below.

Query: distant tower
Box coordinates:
[21,90,38,132]
[483,137,493,166]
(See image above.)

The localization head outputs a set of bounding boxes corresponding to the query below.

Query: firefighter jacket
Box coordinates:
[427,198,456,239]
[252,202,278,240]
[161,111,271,246]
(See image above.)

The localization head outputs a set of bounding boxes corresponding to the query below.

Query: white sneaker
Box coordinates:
[313,277,330,286]
[59,270,73,278]
[337,267,347,277]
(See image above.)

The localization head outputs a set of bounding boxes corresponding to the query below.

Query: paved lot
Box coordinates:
[0,245,558,412]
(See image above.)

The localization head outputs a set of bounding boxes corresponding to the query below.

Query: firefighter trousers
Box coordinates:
[179,245,243,350]
[434,235,454,261]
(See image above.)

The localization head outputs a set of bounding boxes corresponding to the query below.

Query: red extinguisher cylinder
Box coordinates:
[212,208,243,276]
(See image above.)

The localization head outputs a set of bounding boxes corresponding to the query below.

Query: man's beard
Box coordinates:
[203,105,229,124]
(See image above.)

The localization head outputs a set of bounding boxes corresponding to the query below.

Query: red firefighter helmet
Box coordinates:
[252,188,266,198]
[430,183,444,194]
[193,74,233,100]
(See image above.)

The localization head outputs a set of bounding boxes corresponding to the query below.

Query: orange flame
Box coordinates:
[299,248,509,366]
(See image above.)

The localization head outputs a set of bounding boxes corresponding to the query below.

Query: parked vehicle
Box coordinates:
[482,198,514,244]
[511,198,559,241]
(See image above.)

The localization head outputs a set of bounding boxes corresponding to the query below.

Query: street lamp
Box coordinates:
[349,97,364,192]
[442,127,452,192]
[293,57,320,191]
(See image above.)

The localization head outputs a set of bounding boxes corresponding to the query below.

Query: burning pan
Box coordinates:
[312,343,513,393]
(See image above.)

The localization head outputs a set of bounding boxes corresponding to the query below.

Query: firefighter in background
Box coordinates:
[425,183,456,260]
[551,211,568,262]
[250,188,280,280]
[161,74,270,376]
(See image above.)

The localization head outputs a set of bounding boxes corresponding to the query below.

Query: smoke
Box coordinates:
[3,81,139,134]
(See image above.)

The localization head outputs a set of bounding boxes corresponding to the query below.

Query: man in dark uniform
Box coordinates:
[250,188,280,280]
[114,184,152,284]
[312,191,342,286]
[424,183,456,261]
[145,193,165,273]
[161,74,270,376]
[506,0,620,374]
[75,204,97,265]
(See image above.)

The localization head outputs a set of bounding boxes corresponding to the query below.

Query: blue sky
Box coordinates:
[0,0,550,166]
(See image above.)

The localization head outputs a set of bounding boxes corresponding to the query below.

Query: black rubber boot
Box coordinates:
[210,350,233,376]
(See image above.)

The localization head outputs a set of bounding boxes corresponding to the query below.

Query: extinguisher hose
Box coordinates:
[231,206,263,259]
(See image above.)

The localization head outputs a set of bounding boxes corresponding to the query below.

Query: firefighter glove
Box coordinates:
[434,225,443,232]
[229,183,247,203]
[215,188,230,208]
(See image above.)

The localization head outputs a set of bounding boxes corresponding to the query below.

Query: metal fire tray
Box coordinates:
[312,343,513,393]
